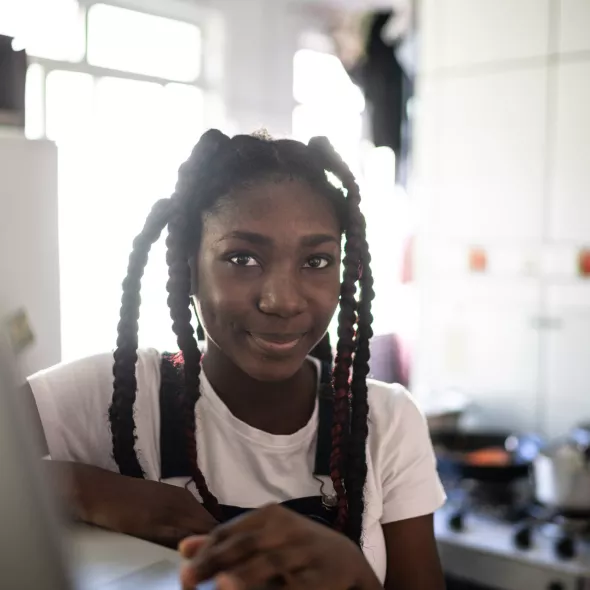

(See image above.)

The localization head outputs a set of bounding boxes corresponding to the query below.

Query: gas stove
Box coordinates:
[436,502,590,590]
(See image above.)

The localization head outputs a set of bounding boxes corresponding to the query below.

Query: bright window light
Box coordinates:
[87,4,202,81]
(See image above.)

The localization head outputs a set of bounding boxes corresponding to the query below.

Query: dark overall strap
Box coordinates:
[159,352,193,479]
[313,360,334,477]
[159,355,335,480]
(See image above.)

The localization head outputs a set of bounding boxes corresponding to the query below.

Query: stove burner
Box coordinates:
[510,506,590,560]
[514,524,532,549]
[442,476,533,524]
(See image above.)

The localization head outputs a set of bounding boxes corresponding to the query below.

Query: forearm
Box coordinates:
[42,460,118,524]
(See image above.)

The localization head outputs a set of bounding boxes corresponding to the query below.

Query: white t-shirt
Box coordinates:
[28,348,445,583]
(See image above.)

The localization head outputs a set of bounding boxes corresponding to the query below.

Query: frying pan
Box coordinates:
[431,430,533,483]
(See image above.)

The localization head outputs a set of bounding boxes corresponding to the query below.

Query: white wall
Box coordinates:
[412,0,590,436]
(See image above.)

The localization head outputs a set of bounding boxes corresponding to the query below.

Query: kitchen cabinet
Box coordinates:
[543,285,590,437]
[559,0,590,53]
[415,278,541,432]
[429,67,547,241]
[419,0,549,71]
[548,61,590,243]
[412,0,590,438]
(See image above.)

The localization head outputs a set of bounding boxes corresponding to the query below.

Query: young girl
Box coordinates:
[27,130,446,590]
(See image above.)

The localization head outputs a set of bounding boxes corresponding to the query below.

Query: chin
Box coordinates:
[238,351,309,383]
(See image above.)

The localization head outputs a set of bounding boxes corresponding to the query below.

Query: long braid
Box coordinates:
[330,239,360,534]
[110,198,173,477]
[165,132,230,517]
[309,137,374,545]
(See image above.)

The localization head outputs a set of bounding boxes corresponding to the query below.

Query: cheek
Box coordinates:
[312,273,341,319]
[195,264,250,329]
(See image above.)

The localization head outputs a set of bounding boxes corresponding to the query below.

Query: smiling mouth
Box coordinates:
[247,332,306,354]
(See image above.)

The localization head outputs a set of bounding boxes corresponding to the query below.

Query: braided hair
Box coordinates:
[109,129,374,545]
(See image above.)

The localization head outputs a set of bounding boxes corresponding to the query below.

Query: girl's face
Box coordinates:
[193,179,342,382]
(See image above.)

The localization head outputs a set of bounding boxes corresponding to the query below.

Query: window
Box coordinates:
[16,1,209,360]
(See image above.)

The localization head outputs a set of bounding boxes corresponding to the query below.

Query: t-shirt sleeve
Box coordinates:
[375,384,446,524]
[27,349,161,474]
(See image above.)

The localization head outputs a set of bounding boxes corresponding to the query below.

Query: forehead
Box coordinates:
[202,179,341,241]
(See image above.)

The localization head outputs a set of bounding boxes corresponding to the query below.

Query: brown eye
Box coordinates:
[304,256,330,269]
[229,254,259,267]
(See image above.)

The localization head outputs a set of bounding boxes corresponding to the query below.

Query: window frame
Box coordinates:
[25,0,223,140]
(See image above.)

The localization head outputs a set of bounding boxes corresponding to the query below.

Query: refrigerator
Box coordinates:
[0,133,60,379]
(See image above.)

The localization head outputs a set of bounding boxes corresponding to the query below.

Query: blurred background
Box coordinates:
[2,1,590,587]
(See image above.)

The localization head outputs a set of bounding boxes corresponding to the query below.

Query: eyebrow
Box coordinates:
[218,230,340,248]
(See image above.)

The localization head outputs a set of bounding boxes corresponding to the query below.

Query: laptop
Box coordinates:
[0,313,182,589]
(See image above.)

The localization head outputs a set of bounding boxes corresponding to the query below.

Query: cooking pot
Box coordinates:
[532,425,590,514]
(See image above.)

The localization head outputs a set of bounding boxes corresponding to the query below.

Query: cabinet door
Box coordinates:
[559,0,590,53]
[413,279,541,432]
[420,0,549,70]
[543,285,590,437]
[549,61,590,242]
[427,67,547,242]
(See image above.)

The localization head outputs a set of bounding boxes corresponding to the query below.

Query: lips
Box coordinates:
[246,332,306,355]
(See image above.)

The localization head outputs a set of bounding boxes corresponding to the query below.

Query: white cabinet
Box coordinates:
[414,279,541,432]
[543,285,590,437]
[559,0,590,53]
[549,61,590,242]
[428,68,547,241]
[421,0,550,71]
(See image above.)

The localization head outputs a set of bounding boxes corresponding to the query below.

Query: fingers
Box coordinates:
[192,531,270,581]
[182,544,310,590]
[211,504,282,543]
[179,535,209,559]
[181,572,243,590]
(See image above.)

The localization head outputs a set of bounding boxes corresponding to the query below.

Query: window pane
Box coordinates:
[160,83,205,187]
[87,4,201,81]
[25,64,44,139]
[45,70,94,142]
[0,0,22,38]
[54,74,206,358]
[293,49,364,112]
[12,0,86,62]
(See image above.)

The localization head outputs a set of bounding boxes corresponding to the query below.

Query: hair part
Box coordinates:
[109,130,374,545]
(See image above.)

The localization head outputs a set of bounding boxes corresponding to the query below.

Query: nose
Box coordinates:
[258,268,307,318]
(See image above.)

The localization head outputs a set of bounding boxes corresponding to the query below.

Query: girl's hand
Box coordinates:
[179,504,381,590]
